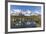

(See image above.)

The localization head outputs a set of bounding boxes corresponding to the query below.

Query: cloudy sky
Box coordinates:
[10,5,41,14]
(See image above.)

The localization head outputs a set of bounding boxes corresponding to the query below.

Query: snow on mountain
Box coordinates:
[11,9,41,16]
[23,10,32,16]
[11,9,21,16]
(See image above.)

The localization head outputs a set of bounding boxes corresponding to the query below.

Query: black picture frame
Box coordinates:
[5,1,45,34]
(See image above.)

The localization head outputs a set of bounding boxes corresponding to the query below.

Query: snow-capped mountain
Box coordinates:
[11,9,41,16]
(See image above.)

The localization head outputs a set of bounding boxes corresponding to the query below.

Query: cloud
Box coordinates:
[11,9,32,16]
[10,9,21,14]
[10,10,14,14]
[23,10,32,16]
[10,9,21,16]
[13,9,21,12]
[34,10,41,14]
[26,10,32,14]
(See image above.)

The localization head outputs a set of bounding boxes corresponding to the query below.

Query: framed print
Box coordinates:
[5,1,45,33]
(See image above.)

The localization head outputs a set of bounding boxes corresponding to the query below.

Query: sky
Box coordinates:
[10,5,41,14]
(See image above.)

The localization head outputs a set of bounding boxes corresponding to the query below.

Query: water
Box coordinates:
[11,21,37,28]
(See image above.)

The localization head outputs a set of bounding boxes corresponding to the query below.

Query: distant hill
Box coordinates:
[11,10,41,16]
